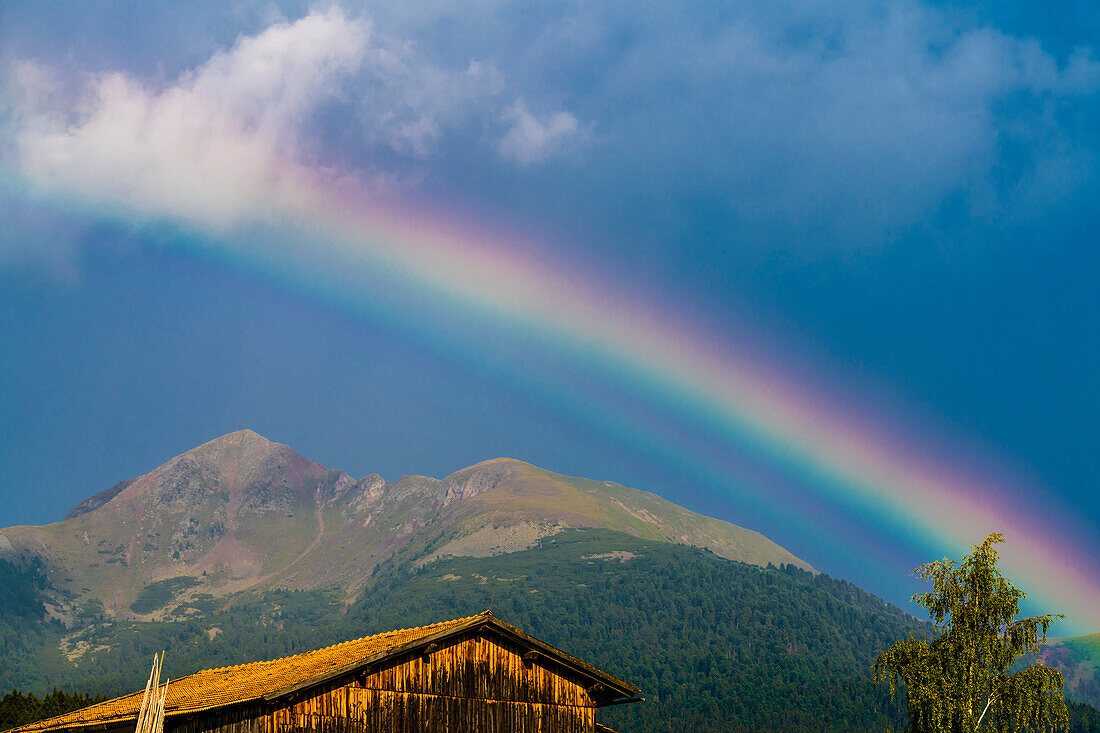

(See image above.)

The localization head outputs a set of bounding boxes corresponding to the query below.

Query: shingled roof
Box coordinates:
[12,612,640,733]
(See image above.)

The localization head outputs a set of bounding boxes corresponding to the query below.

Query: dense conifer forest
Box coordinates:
[2,531,1098,732]
[0,691,107,733]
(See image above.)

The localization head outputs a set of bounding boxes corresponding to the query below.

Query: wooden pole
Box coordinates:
[135,654,156,733]
[135,653,166,733]
[153,676,169,733]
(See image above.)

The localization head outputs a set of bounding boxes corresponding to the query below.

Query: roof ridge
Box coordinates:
[197,612,486,675]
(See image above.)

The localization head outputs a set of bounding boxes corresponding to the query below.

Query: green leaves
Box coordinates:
[875,533,1069,733]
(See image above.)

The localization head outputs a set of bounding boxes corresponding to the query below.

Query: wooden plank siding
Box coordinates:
[278,691,592,733]
[171,705,270,733]
[170,633,599,733]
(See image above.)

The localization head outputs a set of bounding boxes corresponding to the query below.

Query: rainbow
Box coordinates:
[5,160,1098,634]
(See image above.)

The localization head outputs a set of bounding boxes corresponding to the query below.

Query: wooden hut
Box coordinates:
[12,612,640,733]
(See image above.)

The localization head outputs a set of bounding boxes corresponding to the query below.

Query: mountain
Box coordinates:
[1044,633,1100,708]
[5,431,1093,731]
[0,430,808,622]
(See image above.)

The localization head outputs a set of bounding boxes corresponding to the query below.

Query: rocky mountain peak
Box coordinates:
[65,478,137,520]
[10,433,812,619]
[63,431,292,520]
[179,429,286,464]
[442,457,523,498]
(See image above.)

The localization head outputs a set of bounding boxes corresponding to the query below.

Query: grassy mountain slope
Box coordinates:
[1,431,345,618]
[1045,633,1100,708]
[0,431,808,624]
[437,458,809,570]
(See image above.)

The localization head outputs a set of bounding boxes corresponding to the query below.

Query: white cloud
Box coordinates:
[9,7,369,229]
[498,99,581,165]
[3,7,505,231]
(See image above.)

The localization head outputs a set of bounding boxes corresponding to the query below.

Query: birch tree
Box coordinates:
[874,533,1068,733]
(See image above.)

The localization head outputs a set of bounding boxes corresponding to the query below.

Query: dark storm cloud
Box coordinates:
[380,0,1100,254]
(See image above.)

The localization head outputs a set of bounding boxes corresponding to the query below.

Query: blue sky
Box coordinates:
[1,1,1098,629]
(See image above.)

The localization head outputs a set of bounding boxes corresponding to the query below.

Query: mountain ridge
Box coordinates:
[0,430,810,623]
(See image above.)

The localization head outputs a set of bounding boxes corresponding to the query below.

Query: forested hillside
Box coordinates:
[0,558,70,693]
[3,531,1097,732]
[353,530,923,732]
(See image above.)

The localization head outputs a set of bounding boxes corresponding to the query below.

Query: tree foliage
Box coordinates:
[0,689,107,732]
[874,533,1069,733]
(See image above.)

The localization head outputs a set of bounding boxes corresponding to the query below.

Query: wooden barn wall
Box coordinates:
[359,634,595,706]
[171,634,599,733]
[169,703,271,733]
